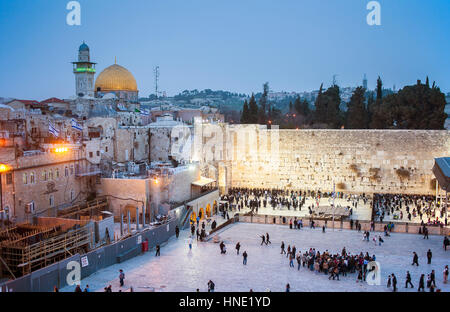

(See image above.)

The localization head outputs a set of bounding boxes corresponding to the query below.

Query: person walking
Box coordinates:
[431,270,436,287]
[392,273,397,292]
[427,249,432,264]
[296,253,301,270]
[207,280,215,292]
[281,241,286,254]
[418,274,425,292]
[443,265,449,284]
[236,242,241,255]
[260,234,266,246]
[285,283,290,292]
[75,285,82,292]
[289,253,295,268]
[155,244,160,256]
[243,251,248,265]
[412,252,419,266]
[387,274,391,288]
[423,227,429,239]
[119,269,125,287]
[175,225,180,238]
[405,271,414,288]
[266,233,271,245]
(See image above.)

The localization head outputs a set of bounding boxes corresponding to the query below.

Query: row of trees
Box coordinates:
[239,78,448,129]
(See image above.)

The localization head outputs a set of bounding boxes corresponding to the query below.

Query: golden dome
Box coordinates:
[95,64,138,92]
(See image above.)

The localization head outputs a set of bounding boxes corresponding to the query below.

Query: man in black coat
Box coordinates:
[412,252,419,266]
[427,249,432,264]
[392,273,397,292]
[405,271,414,288]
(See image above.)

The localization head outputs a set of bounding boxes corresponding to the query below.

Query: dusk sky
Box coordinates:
[0,0,449,100]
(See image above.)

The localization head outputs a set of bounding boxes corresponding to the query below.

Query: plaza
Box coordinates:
[61,222,450,292]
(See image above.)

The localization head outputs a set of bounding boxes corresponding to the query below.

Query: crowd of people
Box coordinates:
[373,193,448,226]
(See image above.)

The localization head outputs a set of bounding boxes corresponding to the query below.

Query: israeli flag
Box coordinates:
[140,109,149,116]
[71,118,83,131]
[49,122,59,137]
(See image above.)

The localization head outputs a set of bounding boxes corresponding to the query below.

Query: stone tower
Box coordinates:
[72,42,96,97]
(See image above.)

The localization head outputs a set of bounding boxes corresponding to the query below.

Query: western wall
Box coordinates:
[212,128,450,195]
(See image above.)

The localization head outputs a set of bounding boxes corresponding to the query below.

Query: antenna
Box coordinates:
[154,66,161,110]
[154,66,160,99]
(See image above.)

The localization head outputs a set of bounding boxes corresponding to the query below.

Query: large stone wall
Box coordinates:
[226,129,450,195]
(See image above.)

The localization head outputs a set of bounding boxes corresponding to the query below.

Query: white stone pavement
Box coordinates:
[62,222,449,292]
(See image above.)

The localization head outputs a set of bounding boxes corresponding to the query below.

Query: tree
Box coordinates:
[314,83,326,124]
[248,94,259,123]
[258,82,269,124]
[346,86,368,129]
[323,84,343,128]
[370,76,386,128]
[240,100,250,123]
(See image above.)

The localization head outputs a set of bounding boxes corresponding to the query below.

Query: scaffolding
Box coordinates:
[0,220,91,278]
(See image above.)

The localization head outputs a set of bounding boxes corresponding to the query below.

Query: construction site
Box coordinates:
[0,197,113,279]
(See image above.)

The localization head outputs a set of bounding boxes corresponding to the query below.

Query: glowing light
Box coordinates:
[0,164,10,172]
[53,147,69,153]
[154,178,159,184]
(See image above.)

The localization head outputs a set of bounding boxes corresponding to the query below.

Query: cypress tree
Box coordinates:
[240,100,250,123]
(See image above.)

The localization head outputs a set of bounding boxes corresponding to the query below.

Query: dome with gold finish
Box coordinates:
[94,63,138,92]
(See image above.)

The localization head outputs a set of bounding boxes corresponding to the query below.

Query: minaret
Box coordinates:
[72,42,96,97]
[363,74,368,90]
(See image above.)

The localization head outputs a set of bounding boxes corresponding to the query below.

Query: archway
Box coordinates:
[206,204,211,217]
[199,208,205,220]
[213,201,217,215]
[190,211,197,223]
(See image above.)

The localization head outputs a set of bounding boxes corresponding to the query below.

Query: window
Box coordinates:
[65,166,69,177]
[96,151,100,157]
[55,168,60,179]
[70,165,74,175]
[89,152,93,158]
[30,172,35,184]
[6,173,12,185]
[49,195,54,207]
[70,190,75,201]
[23,173,27,185]
[48,170,53,181]
[105,146,108,153]
[42,171,47,181]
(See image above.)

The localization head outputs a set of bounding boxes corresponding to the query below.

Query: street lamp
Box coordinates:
[0,163,11,214]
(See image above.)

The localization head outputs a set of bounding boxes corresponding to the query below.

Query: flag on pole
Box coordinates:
[71,118,83,131]
[140,109,149,116]
[49,122,59,137]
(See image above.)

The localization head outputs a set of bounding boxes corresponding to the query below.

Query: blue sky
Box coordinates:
[0,0,449,100]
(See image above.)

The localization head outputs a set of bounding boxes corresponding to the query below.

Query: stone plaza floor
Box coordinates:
[61,222,450,292]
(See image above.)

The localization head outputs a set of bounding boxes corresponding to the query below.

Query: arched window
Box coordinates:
[65,166,69,177]
[55,168,60,179]
[23,173,28,185]
[42,170,47,181]
[30,172,35,184]
[48,170,53,180]
[70,190,75,201]
[49,195,54,207]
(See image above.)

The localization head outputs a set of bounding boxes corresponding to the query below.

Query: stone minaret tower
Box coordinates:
[72,42,96,97]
